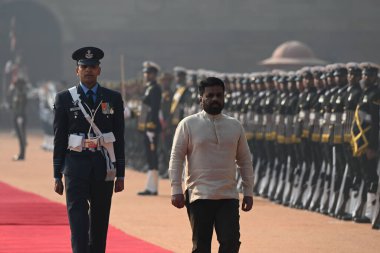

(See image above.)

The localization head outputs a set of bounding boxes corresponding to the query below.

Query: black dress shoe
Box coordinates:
[339,213,353,221]
[12,155,25,161]
[137,189,158,196]
[354,216,371,223]
[372,223,380,230]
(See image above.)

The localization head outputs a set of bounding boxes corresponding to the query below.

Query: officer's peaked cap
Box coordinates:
[72,47,104,66]
[360,62,379,75]
[332,63,348,77]
[173,66,187,76]
[143,61,160,73]
[346,62,362,76]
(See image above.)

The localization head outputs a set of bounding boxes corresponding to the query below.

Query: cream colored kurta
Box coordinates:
[169,110,254,203]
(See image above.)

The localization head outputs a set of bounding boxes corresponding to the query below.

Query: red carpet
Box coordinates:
[0,182,172,253]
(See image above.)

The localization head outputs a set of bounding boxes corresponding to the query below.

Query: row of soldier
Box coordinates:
[133,62,380,230]
[16,59,378,229]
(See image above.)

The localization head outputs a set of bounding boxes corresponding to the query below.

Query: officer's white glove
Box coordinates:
[146,131,155,143]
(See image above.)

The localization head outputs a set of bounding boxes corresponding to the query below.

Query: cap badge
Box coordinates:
[85,50,93,59]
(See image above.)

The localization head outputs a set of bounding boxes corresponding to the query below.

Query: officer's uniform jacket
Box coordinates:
[170,84,189,126]
[309,88,326,143]
[53,84,125,180]
[275,90,289,144]
[138,81,162,132]
[294,87,317,142]
[284,90,299,144]
[352,84,380,156]
[320,86,339,144]
[253,90,266,140]
[9,82,27,117]
[342,84,362,143]
[263,89,278,141]
[329,84,348,144]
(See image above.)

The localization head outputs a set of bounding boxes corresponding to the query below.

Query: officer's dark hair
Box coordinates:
[198,77,225,96]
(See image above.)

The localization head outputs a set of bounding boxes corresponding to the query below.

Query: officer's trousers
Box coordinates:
[65,175,114,253]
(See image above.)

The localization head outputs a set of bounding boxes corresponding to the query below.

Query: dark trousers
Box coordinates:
[143,131,159,170]
[65,175,114,253]
[185,192,241,253]
[14,115,26,157]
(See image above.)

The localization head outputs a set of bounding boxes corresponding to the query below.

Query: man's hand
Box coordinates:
[242,196,253,212]
[171,194,185,209]
[54,179,64,195]
[114,178,124,193]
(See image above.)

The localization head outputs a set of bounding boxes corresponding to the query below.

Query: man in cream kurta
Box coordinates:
[169,77,254,253]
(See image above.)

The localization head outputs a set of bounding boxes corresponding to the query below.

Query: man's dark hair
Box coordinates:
[198,77,225,96]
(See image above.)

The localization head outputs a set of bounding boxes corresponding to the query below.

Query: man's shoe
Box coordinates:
[137,189,158,196]
[12,155,25,161]
[372,223,380,230]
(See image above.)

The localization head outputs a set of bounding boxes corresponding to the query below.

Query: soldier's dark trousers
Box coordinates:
[65,175,114,253]
[360,155,379,194]
[14,115,26,158]
[185,191,240,253]
[143,132,159,170]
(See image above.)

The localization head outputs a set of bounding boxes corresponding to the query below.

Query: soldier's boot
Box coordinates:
[366,192,377,219]
[335,187,352,220]
[319,170,331,215]
[372,202,380,230]
[138,170,158,196]
[282,179,293,207]
[274,164,286,204]
[353,192,372,224]
[259,164,272,198]
[327,191,339,217]
[253,159,263,195]
[268,165,279,201]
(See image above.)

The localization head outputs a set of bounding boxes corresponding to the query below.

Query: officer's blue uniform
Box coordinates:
[53,47,125,252]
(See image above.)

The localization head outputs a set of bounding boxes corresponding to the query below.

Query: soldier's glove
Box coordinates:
[146,131,155,143]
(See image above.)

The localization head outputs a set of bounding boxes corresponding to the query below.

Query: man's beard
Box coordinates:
[203,102,223,115]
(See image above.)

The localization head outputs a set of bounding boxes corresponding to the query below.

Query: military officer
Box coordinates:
[351,63,380,227]
[9,77,28,161]
[158,72,174,178]
[327,65,349,215]
[170,66,190,128]
[335,62,362,220]
[137,61,162,196]
[53,46,125,253]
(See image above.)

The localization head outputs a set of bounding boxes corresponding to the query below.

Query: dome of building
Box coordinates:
[260,40,327,66]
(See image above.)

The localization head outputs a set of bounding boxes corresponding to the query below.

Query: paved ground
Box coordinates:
[1,131,379,253]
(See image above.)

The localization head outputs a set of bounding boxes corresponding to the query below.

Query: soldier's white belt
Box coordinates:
[68,133,115,152]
